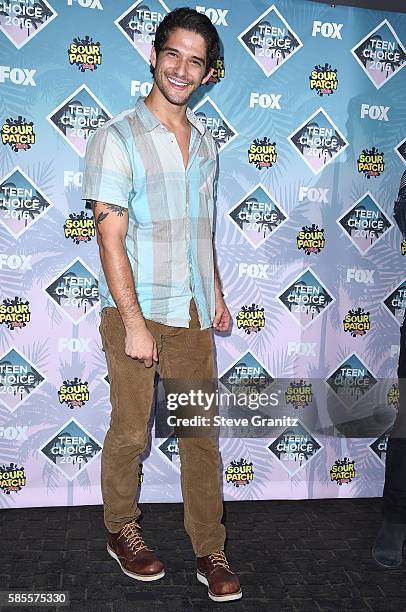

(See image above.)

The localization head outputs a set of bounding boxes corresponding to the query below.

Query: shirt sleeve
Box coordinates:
[82,125,132,209]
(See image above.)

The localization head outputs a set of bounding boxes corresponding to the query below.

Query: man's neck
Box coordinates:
[144,86,189,131]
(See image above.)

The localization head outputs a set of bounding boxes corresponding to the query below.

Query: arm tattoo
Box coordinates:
[105,203,125,216]
[88,200,124,234]
[96,211,109,226]
[87,199,124,217]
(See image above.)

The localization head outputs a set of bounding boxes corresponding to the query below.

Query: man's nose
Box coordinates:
[175,57,188,77]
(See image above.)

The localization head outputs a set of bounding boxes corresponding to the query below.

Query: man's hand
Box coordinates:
[212,295,231,332]
[125,323,158,367]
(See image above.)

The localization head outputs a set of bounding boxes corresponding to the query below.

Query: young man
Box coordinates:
[82,7,242,603]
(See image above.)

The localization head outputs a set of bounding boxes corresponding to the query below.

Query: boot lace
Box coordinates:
[119,520,152,554]
[208,550,231,571]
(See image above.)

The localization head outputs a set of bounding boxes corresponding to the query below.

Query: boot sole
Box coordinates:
[196,570,242,602]
[107,544,165,581]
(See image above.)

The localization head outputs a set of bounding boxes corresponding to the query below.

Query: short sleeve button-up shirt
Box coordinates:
[82,96,218,330]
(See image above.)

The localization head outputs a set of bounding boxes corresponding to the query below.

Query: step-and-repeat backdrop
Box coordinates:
[1,0,406,509]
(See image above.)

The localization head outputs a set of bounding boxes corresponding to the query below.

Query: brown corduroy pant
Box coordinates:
[99,299,226,557]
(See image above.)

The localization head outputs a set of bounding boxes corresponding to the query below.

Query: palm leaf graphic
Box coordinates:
[347,437,384,498]
[76,468,92,492]
[41,460,61,494]
[306,443,331,499]
[0,229,23,315]
[25,159,56,198]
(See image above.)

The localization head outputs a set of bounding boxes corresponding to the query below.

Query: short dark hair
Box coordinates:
[152,7,220,74]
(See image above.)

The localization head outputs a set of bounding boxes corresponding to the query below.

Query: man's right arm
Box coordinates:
[90,199,158,367]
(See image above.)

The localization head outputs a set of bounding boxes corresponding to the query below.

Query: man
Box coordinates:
[82,7,242,603]
[373,169,406,568]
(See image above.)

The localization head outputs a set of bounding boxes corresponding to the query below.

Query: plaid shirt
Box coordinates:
[82,96,217,330]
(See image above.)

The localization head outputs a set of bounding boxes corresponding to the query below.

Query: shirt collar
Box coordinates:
[135,96,205,136]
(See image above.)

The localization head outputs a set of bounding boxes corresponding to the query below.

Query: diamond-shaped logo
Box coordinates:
[219,351,273,395]
[114,0,169,63]
[227,184,287,249]
[0,348,45,412]
[193,96,237,153]
[0,0,57,50]
[288,108,348,174]
[39,418,102,481]
[44,257,99,324]
[47,84,111,157]
[383,277,406,324]
[238,4,302,77]
[267,420,322,476]
[277,268,334,329]
[157,436,180,472]
[395,135,406,166]
[337,193,392,255]
[0,167,53,239]
[351,20,406,89]
[326,353,378,409]
[370,430,390,465]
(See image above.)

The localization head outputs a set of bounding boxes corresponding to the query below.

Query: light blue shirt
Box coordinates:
[82,96,218,330]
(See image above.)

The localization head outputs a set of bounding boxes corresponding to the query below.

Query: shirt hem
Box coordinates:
[98,306,211,330]
[82,194,129,208]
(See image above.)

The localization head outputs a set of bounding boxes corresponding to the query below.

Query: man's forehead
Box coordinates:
[164,27,207,52]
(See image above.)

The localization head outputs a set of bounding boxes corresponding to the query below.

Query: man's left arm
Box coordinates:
[209,136,231,332]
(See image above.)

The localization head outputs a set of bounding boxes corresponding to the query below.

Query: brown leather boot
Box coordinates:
[196,550,242,602]
[107,519,165,581]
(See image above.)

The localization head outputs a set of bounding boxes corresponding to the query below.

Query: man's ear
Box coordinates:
[201,67,214,85]
[150,46,157,70]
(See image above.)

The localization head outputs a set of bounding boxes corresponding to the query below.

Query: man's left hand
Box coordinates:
[213,296,231,332]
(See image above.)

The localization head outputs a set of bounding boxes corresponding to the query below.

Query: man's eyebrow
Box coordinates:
[162,46,205,64]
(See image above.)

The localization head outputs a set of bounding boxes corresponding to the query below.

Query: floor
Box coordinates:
[1,498,406,611]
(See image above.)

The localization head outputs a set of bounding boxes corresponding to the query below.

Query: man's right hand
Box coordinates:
[125,324,158,367]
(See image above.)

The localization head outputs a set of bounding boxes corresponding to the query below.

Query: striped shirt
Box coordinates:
[82,96,218,330]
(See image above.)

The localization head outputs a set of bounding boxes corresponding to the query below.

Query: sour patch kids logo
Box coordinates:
[1,116,35,152]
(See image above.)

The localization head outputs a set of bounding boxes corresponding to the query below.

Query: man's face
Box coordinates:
[150,27,213,106]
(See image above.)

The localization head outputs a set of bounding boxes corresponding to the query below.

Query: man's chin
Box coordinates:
[157,81,196,106]
[165,93,191,106]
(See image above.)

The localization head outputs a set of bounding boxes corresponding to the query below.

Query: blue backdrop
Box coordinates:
[0,0,405,508]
